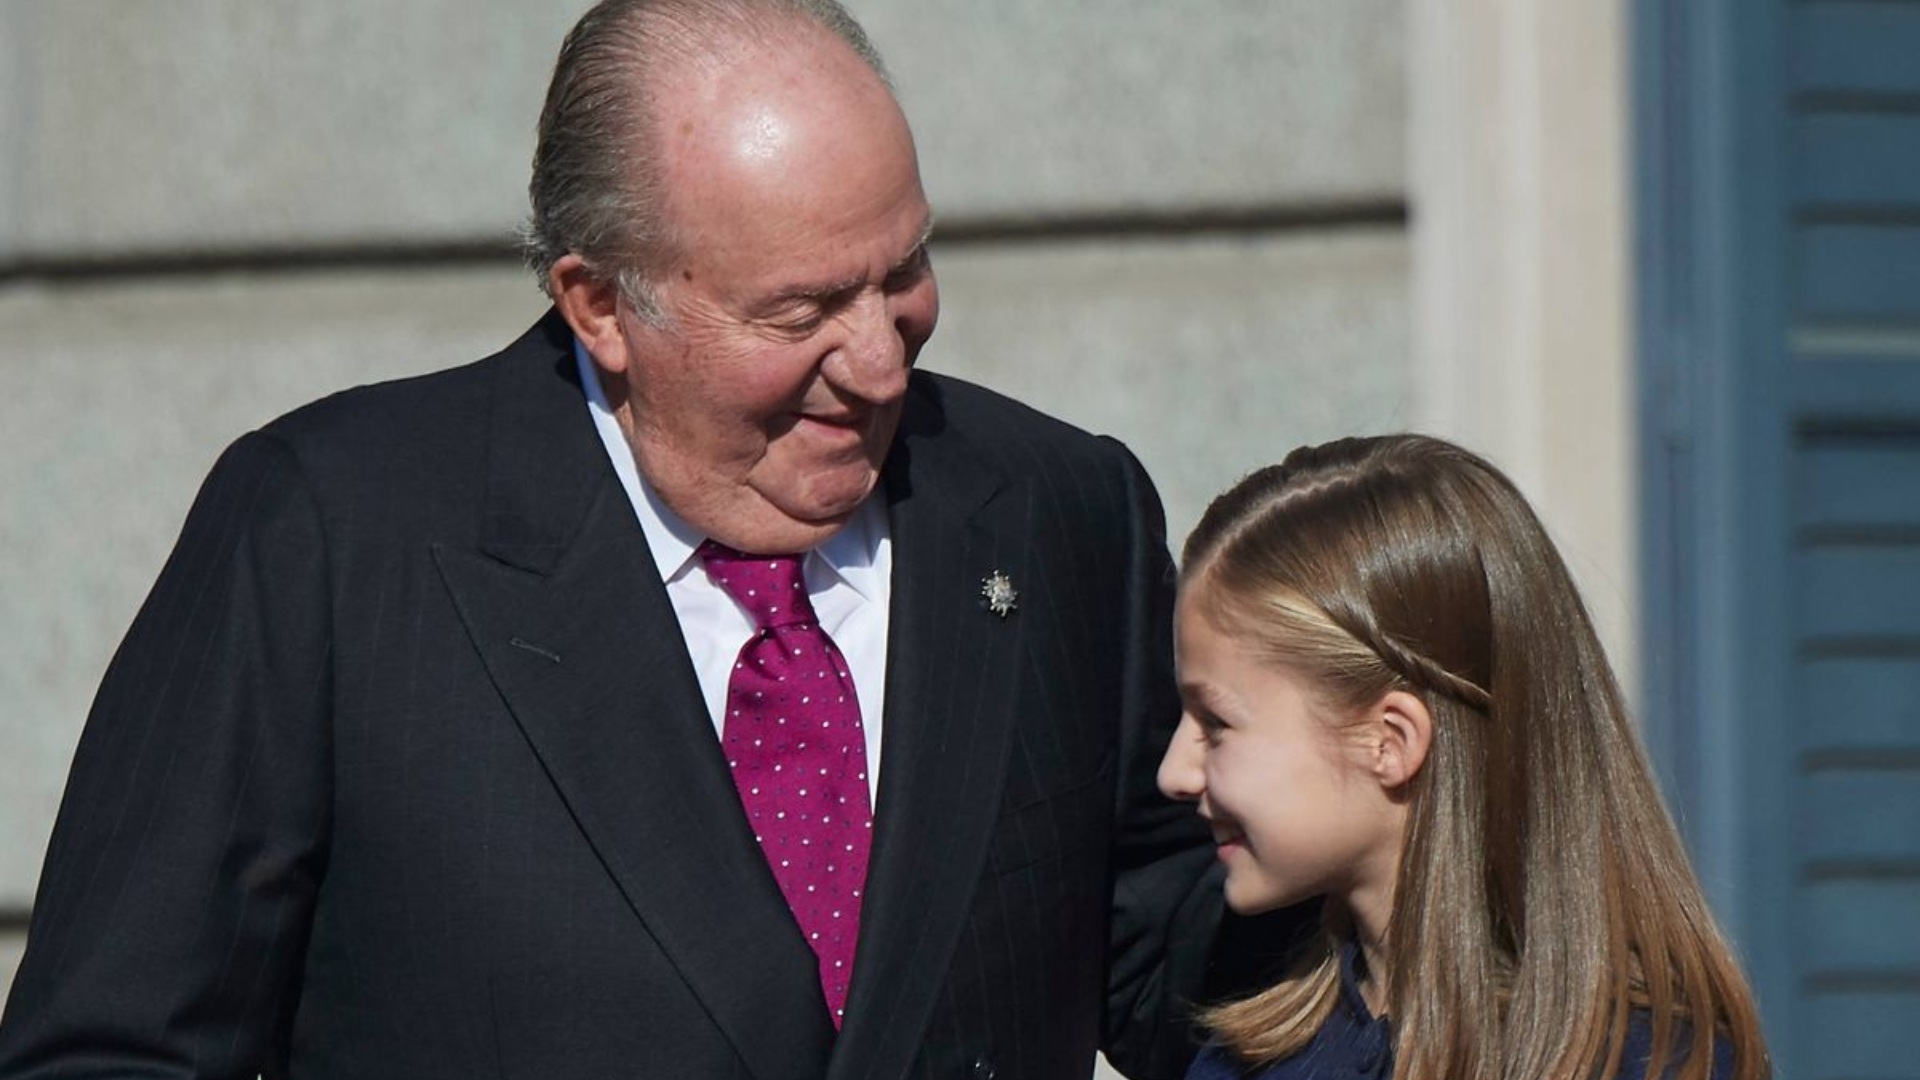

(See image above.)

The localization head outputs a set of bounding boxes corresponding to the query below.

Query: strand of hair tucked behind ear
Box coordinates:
[1357,626,1491,712]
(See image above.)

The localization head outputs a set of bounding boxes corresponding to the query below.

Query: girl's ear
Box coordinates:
[1367,689,1433,789]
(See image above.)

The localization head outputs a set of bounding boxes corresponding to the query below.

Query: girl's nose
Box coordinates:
[1157,713,1208,802]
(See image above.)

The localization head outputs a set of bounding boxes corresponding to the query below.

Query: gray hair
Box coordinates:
[521,0,892,324]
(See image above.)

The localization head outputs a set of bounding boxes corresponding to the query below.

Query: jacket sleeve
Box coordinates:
[0,432,334,1080]
[1095,439,1217,1079]
[1097,441,1313,1080]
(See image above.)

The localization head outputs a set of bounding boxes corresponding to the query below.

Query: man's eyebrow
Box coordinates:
[899,217,935,265]
[777,218,937,298]
[753,218,936,312]
[763,278,863,309]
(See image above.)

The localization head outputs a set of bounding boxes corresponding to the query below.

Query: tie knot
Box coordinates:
[697,541,818,629]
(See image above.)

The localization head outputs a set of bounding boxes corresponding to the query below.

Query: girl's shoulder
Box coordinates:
[1185,1043,1253,1080]
[1184,1042,1362,1080]
[1184,940,1393,1080]
[1185,1011,1738,1080]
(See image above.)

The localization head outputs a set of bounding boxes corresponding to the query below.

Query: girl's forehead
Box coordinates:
[1173,573,1239,628]
[1172,586,1243,664]
[1176,603,1301,698]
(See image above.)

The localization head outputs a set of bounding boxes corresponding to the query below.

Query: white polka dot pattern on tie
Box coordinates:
[698,541,873,1027]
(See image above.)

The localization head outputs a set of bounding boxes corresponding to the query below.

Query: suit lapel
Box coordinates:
[831,382,1034,1080]
[433,314,834,1080]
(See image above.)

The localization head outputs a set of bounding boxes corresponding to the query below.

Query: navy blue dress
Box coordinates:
[1186,944,1735,1080]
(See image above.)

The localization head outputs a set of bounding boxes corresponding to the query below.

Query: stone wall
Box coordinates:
[0,0,1410,1039]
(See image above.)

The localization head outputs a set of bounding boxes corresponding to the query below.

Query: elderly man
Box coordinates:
[0,2,1232,1077]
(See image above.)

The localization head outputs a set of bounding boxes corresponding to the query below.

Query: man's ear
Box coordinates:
[1368,689,1433,790]
[548,253,629,375]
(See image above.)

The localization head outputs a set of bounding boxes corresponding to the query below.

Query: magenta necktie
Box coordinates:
[698,541,873,1027]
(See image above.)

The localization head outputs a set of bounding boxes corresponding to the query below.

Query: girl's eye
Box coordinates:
[1195,714,1226,746]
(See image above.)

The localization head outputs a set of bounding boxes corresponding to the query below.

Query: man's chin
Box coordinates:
[780,495,868,533]
[774,464,883,516]
[705,492,860,555]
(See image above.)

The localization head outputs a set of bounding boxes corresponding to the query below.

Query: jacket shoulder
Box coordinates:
[270,316,563,441]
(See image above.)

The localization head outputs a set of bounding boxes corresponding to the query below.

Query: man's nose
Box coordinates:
[1157,714,1206,803]
[825,292,912,403]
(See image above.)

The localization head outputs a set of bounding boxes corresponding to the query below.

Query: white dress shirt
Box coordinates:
[574,339,891,803]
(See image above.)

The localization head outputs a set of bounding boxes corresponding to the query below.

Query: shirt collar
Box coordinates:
[573,336,884,599]
[1337,939,1375,1020]
[1335,939,1394,1078]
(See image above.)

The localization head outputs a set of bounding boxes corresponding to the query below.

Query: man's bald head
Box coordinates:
[522,0,895,322]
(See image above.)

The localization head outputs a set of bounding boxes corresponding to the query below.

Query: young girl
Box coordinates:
[1158,435,1768,1080]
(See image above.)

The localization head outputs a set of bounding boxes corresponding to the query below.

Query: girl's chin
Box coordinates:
[1221,875,1290,916]
[1221,861,1318,917]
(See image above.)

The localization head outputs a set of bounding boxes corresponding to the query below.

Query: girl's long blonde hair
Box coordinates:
[1183,435,1767,1080]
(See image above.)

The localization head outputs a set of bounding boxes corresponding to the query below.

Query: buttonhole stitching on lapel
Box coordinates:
[508,637,562,664]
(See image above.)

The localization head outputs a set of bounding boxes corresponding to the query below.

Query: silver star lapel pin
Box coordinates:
[980,570,1019,619]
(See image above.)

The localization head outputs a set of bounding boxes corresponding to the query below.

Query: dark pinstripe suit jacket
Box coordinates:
[0,311,1224,1080]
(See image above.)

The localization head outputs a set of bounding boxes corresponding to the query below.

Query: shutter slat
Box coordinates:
[1798,658,1920,752]
[1792,3,1920,97]
[1796,224,1920,323]
[1796,436,1920,531]
[1804,880,1920,973]
[1800,773,1920,863]
[1796,113,1920,208]
[1802,992,1920,1080]
[1796,547,1920,641]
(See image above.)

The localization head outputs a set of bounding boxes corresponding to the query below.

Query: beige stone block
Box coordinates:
[928,226,1412,545]
[0,4,25,264]
[863,0,1407,219]
[10,0,578,255]
[0,930,23,1015]
[9,0,1404,258]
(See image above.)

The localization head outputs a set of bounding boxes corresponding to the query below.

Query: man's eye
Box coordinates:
[884,248,931,292]
[1195,714,1226,746]
[766,309,825,335]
